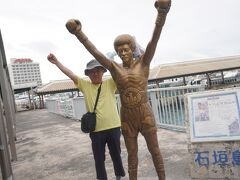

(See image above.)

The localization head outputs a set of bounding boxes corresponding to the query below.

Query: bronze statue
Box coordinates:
[66,0,171,179]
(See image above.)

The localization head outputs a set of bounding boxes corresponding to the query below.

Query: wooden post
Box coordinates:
[221,71,225,84]
[183,76,186,85]
[0,30,14,179]
[0,99,13,180]
[7,88,17,140]
[41,95,44,108]
[27,90,31,109]
[0,30,17,161]
[206,73,211,87]
[38,95,42,109]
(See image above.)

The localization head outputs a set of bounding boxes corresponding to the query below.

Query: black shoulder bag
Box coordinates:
[81,83,102,133]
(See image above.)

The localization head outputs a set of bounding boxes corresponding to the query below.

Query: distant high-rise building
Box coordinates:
[8,58,42,88]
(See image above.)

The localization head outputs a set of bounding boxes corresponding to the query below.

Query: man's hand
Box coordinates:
[154,0,171,13]
[47,53,58,65]
[66,19,82,35]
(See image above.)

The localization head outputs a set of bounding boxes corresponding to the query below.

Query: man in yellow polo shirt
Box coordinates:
[47,53,125,180]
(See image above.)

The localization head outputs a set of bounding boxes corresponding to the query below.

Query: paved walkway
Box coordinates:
[10,109,190,180]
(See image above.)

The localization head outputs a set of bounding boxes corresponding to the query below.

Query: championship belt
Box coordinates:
[120,88,147,108]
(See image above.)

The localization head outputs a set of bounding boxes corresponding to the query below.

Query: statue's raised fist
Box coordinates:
[66,19,82,34]
[154,0,171,13]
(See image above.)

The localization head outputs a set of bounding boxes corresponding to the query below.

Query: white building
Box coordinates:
[8,58,42,88]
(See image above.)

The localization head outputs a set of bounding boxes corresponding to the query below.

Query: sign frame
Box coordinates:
[188,89,240,142]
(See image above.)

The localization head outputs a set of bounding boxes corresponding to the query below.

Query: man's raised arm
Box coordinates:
[47,53,78,84]
[142,0,171,65]
[66,19,112,70]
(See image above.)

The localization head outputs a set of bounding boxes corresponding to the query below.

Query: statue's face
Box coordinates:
[116,44,133,65]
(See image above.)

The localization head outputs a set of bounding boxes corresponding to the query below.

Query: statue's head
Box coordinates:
[114,34,136,53]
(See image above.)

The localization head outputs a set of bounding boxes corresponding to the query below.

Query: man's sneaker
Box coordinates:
[116,176,121,180]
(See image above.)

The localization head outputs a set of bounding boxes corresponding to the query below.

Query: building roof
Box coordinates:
[148,55,240,81]
[35,75,112,95]
[35,79,78,95]
[35,56,240,94]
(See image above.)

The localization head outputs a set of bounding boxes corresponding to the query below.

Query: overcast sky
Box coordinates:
[1,0,240,83]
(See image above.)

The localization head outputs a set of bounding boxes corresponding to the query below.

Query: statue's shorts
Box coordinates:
[120,102,157,137]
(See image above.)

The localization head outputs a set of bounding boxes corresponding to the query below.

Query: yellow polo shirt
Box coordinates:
[76,77,121,132]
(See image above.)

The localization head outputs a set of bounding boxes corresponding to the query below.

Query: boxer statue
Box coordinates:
[66,0,171,179]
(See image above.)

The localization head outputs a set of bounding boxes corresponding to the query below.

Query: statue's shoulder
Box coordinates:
[111,61,122,68]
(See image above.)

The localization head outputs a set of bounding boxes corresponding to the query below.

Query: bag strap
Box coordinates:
[93,83,102,113]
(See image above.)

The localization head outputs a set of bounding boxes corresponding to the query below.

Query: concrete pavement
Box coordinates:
[9,109,190,180]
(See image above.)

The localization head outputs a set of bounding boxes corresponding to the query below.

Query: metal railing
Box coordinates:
[46,97,86,120]
[46,85,205,132]
[147,85,205,131]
